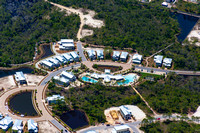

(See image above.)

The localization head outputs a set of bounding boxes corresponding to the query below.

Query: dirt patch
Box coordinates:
[0,76,16,90]
[38,121,60,133]
[81,29,94,38]
[93,64,122,73]
[25,74,44,86]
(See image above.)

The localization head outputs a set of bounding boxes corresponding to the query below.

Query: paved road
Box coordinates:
[77,42,87,62]
[77,123,141,133]
[135,66,200,76]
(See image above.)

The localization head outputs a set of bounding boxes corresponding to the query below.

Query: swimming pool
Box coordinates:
[117,74,136,85]
[82,76,98,83]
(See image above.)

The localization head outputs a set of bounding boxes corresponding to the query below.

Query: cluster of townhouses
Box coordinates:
[40,51,79,70]
[0,115,38,133]
[53,71,76,86]
[154,55,172,67]
[112,51,129,62]
[87,49,104,60]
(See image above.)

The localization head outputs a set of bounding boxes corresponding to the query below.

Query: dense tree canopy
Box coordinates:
[140,120,200,133]
[50,0,179,56]
[136,73,200,114]
[0,0,80,66]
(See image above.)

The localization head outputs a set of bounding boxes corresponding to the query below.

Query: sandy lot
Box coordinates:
[81,29,94,38]
[104,105,146,125]
[25,74,44,86]
[38,121,60,133]
[187,30,200,46]
[0,76,16,90]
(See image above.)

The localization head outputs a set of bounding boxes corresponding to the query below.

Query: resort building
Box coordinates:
[104,75,111,82]
[0,113,3,120]
[40,60,55,69]
[105,69,111,74]
[27,119,38,133]
[119,105,132,120]
[55,55,67,64]
[86,131,98,133]
[70,51,79,62]
[53,76,70,86]
[112,125,131,133]
[47,57,60,67]
[90,73,124,82]
[154,55,163,66]
[163,58,172,67]
[132,54,143,64]
[12,119,23,132]
[96,50,104,59]
[14,71,27,85]
[60,71,76,82]
[91,73,99,79]
[46,95,65,105]
[112,51,121,61]
[120,52,129,62]
[62,53,74,62]
[0,116,13,131]
[58,39,75,50]
[87,49,96,60]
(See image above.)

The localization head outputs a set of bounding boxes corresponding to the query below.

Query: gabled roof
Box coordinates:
[60,39,74,43]
[46,95,65,101]
[163,58,172,64]
[15,71,26,81]
[87,49,96,57]
[113,125,130,131]
[119,105,132,116]
[41,60,54,67]
[62,53,73,61]
[12,119,23,131]
[113,51,121,57]
[132,54,142,61]
[120,52,128,59]
[96,50,104,56]
[61,71,75,79]
[154,55,163,64]
[27,119,37,131]
[0,116,12,125]
[70,51,79,59]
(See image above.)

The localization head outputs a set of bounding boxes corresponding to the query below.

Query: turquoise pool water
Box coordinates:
[117,74,136,85]
[82,76,98,83]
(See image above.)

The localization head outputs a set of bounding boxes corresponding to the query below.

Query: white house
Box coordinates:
[40,60,55,69]
[96,50,104,59]
[60,71,76,82]
[132,54,143,64]
[27,119,38,133]
[58,39,75,50]
[47,57,60,67]
[70,51,79,62]
[112,51,121,61]
[12,119,23,132]
[112,125,131,133]
[119,105,132,120]
[55,55,67,64]
[120,52,129,62]
[162,2,168,7]
[0,116,13,131]
[14,71,27,85]
[163,58,172,67]
[53,76,70,86]
[46,95,65,105]
[154,55,163,66]
[87,49,96,60]
[62,53,74,62]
